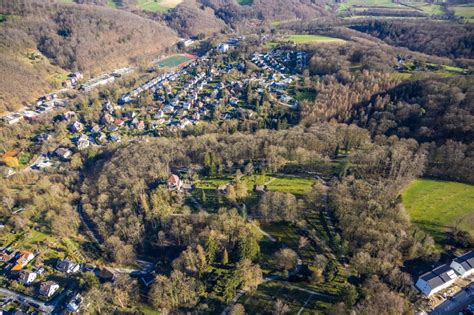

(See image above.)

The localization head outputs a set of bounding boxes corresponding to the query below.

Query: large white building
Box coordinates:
[450,251,474,278]
[415,264,458,296]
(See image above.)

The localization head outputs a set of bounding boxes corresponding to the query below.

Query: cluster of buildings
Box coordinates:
[0,247,90,313]
[217,36,244,54]
[416,251,474,297]
[3,38,306,181]
[1,94,68,126]
[79,67,134,92]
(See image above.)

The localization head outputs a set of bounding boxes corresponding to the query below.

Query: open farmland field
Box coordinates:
[285,35,346,44]
[337,0,405,12]
[402,179,474,246]
[267,35,346,47]
[136,0,183,12]
[156,54,196,68]
[414,4,444,15]
[450,5,474,20]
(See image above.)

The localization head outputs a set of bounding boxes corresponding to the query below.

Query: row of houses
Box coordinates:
[0,248,85,312]
[416,251,474,296]
[1,95,68,126]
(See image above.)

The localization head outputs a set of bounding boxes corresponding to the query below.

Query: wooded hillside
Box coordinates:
[0,0,177,112]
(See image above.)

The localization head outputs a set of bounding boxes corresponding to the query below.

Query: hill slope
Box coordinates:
[0,0,178,112]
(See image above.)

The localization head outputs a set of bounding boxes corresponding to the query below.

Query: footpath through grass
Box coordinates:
[402,179,474,245]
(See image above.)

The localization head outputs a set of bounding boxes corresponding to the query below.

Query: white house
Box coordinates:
[18,270,37,285]
[217,43,230,53]
[67,293,84,313]
[416,264,458,296]
[56,259,81,274]
[40,281,59,298]
[450,251,474,278]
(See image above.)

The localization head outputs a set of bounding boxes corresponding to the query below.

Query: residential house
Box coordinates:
[69,121,84,133]
[63,111,77,122]
[54,148,73,161]
[98,268,116,282]
[11,251,34,272]
[40,281,59,298]
[0,251,13,263]
[254,185,267,193]
[67,293,83,313]
[154,110,165,119]
[96,133,107,144]
[77,138,90,151]
[90,124,101,134]
[114,118,125,127]
[168,174,183,191]
[450,251,474,278]
[33,133,51,143]
[56,259,81,274]
[23,111,39,122]
[18,270,37,285]
[102,102,114,113]
[415,264,458,296]
[217,43,230,53]
[101,113,114,125]
[2,114,23,125]
[108,133,121,143]
[217,185,228,193]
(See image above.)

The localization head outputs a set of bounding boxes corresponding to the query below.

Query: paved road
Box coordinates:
[430,283,474,315]
[0,287,53,313]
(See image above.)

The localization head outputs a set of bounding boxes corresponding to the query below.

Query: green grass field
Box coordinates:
[285,35,346,44]
[414,4,444,15]
[402,179,474,245]
[337,0,404,12]
[136,0,182,12]
[267,34,346,48]
[156,54,194,68]
[450,5,474,20]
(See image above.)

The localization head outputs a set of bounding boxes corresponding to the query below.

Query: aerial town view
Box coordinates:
[0,0,473,314]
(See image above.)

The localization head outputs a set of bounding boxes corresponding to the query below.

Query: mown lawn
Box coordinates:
[285,35,346,44]
[450,5,474,19]
[402,179,474,245]
[414,4,444,15]
[337,0,404,12]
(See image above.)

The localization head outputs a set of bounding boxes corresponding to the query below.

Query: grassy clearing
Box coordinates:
[192,173,316,212]
[136,0,183,12]
[402,179,474,245]
[266,35,345,48]
[285,34,346,44]
[156,54,194,68]
[414,4,444,15]
[240,281,329,314]
[337,0,404,12]
[451,5,474,20]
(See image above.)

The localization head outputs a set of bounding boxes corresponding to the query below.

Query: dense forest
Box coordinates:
[351,20,474,59]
